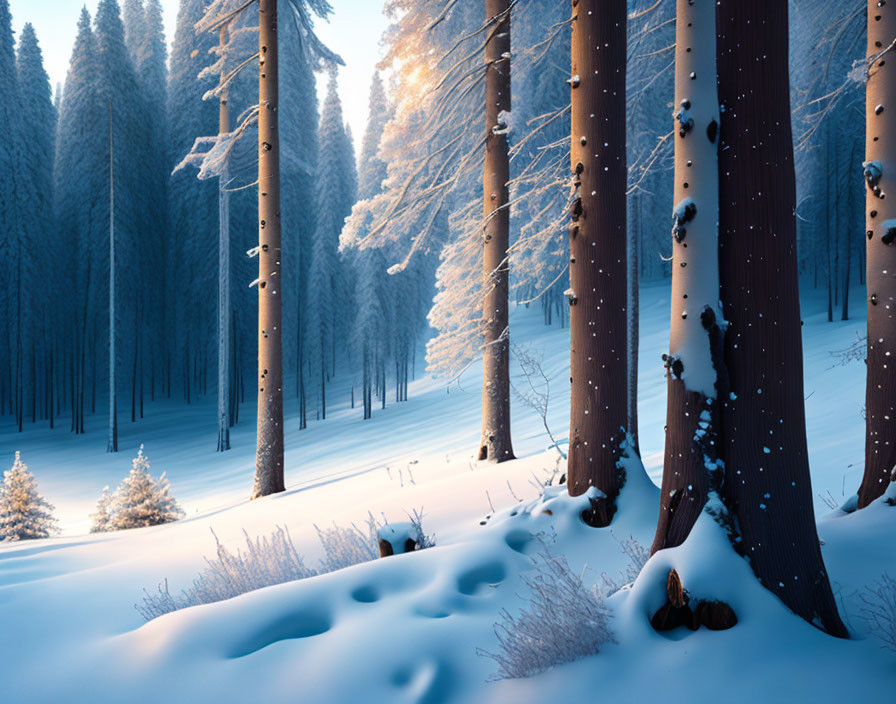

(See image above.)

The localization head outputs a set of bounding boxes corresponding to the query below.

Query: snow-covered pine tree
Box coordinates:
[0,0,22,431]
[0,452,58,541]
[279,12,321,431]
[168,0,219,407]
[358,72,389,202]
[127,0,169,416]
[347,72,392,418]
[15,23,56,431]
[89,486,114,533]
[109,445,184,529]
[95,0,147,451]
[122,0,144,64]
[307,70,356,419]
[54,7,104,436]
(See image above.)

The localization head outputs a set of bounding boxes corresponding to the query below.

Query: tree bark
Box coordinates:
[859,1,896,507]
[716,0,846,637]
[652,0,725,553]
[217,24,231,453]
[478,0,515,463]
[566,0,628,500]
[252,0,285,498]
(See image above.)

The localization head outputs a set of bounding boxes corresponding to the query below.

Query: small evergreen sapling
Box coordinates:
[94,445,185,532]
[89,486,114,533]
[0,452,59,541]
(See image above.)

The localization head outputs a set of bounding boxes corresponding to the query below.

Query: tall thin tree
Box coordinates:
[107,103,117,453]
[216,23,231,452]
[479,0,514,463]
[251,0,285,497]
[858,0,896,507]
[566,0,629,516]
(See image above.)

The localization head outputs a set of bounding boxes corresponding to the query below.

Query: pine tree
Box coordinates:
[89,486,114,533]
[168,0,218,407]
[357,72,389,201]
[279,11,321,431]
[0,452,58,541]
[0,0,22,430]
[129,0,168,418]
[307,70,356,419]
[16,23,56,431]
[94,0,149,452]
[55,7,104,436]
[122,0,144,63]
[110,445,184,529]
[351,72,392,418]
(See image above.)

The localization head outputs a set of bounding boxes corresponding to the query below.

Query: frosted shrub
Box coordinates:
[314,517,380,572]
[92,445,184,532]
[137,526,316,621]
[0,451,59,541]
[479,547,615,679]
[858,573,896,653]
[138,513,434,620]
[599,534,650,597]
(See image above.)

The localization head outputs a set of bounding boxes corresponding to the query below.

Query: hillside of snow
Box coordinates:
[0,280,894,703]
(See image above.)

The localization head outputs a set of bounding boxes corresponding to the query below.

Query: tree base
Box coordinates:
[581,494,616,528]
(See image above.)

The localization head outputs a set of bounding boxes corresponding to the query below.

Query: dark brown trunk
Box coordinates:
[716,0,847,637]
[858,0,896,507]
[478,0,515,463]
[252,0,285,498]
[566,0,627,501]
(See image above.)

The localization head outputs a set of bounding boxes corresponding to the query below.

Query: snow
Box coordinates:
[0,281,894,701]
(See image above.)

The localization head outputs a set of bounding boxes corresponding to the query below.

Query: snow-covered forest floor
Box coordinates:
[1,280,894,702]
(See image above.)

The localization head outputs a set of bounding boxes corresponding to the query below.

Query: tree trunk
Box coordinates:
[652,0,726,553]
[478,0,515,463]
[251,0,285,498]
[566,0,628,501]
[859,1,896,507]
[107,105,117,453]
[716,0,846,637]
[628,193,640,457]
[217,24,232,453]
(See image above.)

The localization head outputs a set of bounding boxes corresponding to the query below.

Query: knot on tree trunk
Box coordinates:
[650,569,737,632]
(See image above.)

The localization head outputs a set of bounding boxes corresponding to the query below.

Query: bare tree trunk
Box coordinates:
[628,193,640,457]
[566,0,628,504]
[251,0,285,498]
[217,24,232,452]
[716,0,846,637]
[859,1,896,506]
[478,0,515,463]
[652,0,726,553]
[107,104,117,453]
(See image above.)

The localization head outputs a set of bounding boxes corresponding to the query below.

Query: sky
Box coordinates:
[8,0,390,151]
